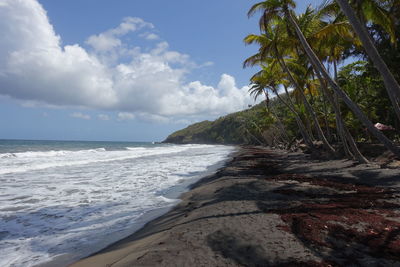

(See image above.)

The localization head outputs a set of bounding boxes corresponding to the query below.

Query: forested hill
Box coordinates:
[162,102,271,145]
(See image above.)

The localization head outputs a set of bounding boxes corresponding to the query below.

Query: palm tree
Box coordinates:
[299,4,368,162]
[248,0,400,157]
[244,20,335,153]
[249,66,316,150]
[335,0,400,123]
[248,76,291,148]
[247,3,366,160]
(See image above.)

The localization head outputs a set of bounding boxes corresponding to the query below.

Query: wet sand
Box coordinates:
[71,146,400,266]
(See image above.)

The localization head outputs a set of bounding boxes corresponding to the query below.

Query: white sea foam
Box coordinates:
[156,196,180,203]
[0,144,234,267]
[0,145,199,175]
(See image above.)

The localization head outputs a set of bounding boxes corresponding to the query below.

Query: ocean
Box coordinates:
[0,140,235,266]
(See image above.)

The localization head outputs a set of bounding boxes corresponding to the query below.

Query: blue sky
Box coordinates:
[0,0,322,142]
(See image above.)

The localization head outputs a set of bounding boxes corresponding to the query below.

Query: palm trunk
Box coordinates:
[264,90,291,144]
[335,0,400,123]
[317,71,353,158]
[273,89,315,150]
[315,69,368,163]
[333,60,338,81]
[333,61,353,157]
[317,82,333,142]
[332,61,351,156]
[276,52,335,153]
[310,72,332,142]
[286,10,400,157]
[281,84,314,141]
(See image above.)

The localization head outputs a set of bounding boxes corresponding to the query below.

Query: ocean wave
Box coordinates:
[125,147,148,151]
[0,144,234,267]
[156,196,180,203]
[0,153,17,159]
[0,148,107,159]
[0,145,197,175]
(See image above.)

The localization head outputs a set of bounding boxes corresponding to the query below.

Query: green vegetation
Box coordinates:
[242,0,400,161]
[163,103,274,145]
[166,0,400,162]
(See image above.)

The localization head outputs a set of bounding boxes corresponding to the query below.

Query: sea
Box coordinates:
[0,139,235,267]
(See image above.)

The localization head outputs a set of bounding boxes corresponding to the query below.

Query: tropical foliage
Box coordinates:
[163,103,275,145]
[243,0,400,161]
[165,0,400,161]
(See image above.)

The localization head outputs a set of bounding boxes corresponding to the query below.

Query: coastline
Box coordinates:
[36,145,236,267]
[71,146,400,266]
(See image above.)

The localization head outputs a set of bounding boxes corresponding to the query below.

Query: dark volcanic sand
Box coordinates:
[71,146,400,267]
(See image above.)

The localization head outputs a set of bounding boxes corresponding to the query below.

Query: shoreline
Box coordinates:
[37,145,236,267]
[71,146,400,266]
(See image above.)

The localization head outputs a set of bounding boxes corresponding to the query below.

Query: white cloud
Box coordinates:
[0,0,255,123]
[86,17,154,52]
[199,61,214,68]
[98,114,110,120]
[86,34,122,52]
[136,112,170,123]
[71,112,91,120]
[117,112,135,121]
[140,32,159,40]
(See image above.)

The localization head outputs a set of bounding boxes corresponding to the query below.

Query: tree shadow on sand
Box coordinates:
[200,148,400,266]
[207,228,326,267]
[258,173,400,266]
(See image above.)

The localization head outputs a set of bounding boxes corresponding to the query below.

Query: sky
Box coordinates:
[0,0,322,142]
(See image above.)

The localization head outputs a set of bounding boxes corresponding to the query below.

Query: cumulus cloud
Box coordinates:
[71,112,91,120]
[86,17,154,52]
[0,0,255,123]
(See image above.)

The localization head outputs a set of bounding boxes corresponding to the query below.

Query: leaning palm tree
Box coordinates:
[298,4,368,162]
[246,6,365,160]
[335,0,400,122]
[244,21,335,153]
[249,66,316,149]
[248,0,400,157]
[248,73,291,147]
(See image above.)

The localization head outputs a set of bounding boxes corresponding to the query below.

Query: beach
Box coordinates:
[71,146,400,266]
[2,0,400,266]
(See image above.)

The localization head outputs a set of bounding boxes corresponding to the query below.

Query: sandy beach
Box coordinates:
[71,146,400,266]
